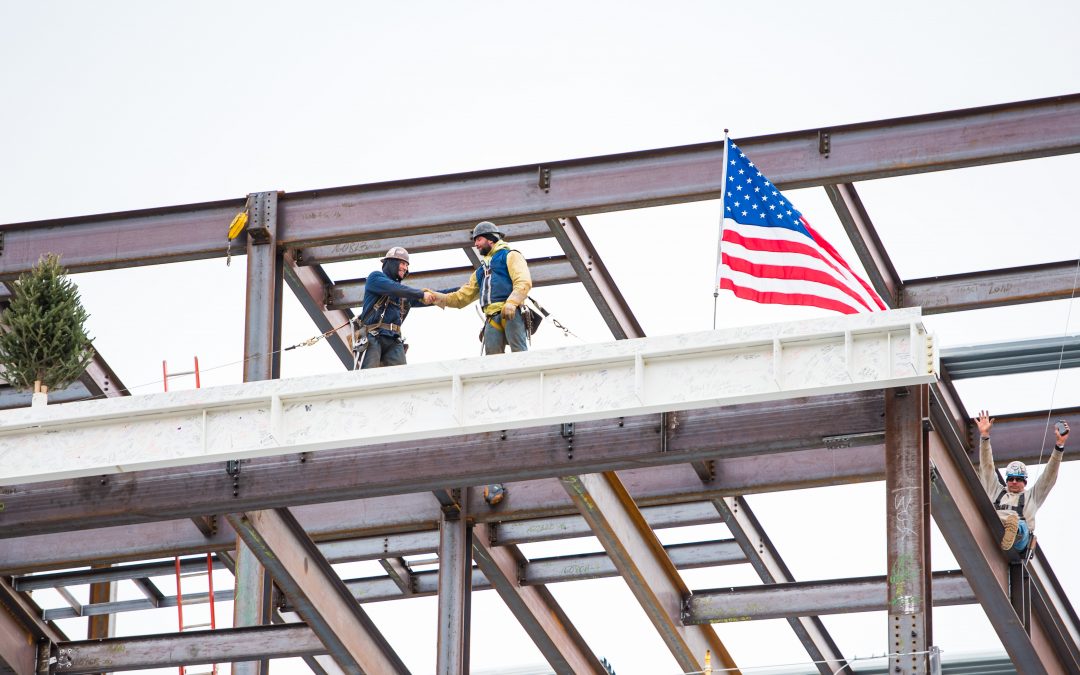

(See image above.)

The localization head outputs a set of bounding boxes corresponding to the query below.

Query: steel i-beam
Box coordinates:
[885,386,932,673]
[0,310,936,486]
[3,94,1078,280]
[283,252,354,369]
[472,523,606,674]
[712,497,849,674]
[436,489,471,675]
[927,384,1080,673]
[234,190,285,675]
[561,472,737,673]
[685,570,974,622]
[226,509,410,675]
[824,183,900,308]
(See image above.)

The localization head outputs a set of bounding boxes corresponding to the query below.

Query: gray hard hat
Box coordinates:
[380,246,410,263]
[471,221,502,240]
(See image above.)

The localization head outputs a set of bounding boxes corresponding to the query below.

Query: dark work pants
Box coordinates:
[360,334,407,369]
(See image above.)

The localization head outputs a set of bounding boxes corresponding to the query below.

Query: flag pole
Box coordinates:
[712,129,730,330]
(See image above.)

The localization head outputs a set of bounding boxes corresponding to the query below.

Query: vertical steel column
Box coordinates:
[86,565,115,642]
[436,489,472,675]
[244,191,283,380]
[234,191,283,675]
[885,386,932,673]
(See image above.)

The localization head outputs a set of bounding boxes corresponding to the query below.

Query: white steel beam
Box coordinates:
[0,309,936,485]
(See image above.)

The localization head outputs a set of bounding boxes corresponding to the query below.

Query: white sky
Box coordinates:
[3,1,1080,673]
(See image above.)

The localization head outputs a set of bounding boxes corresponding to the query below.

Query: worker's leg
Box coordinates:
[359,336,384,369]
[998,511,1020,550]
[382,338,407,367]
[504,308,529,353]
[1012,521,1031,551]
[483,317,507,355]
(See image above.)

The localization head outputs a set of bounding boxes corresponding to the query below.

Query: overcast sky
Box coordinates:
[3,2,1080,673]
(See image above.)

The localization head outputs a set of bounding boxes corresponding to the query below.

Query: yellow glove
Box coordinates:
[501,302,518,322]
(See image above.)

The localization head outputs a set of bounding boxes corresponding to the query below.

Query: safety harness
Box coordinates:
[353,295,410,368]
[994,489,1027,521]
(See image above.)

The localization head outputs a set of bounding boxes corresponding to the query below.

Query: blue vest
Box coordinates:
[475,248,514,307]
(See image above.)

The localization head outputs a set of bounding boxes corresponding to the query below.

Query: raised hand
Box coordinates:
[974,410,993,438]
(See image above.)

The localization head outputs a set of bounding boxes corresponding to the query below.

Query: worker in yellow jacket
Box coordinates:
[430,221,533,355]
[428,221,533,506]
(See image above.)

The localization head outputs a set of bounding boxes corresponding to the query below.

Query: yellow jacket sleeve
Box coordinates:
[441,272,479,309]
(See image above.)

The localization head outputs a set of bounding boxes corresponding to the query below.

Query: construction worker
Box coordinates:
[429,221,534,355]
[356,247,430,369]
[975,410,1068,552]
[427,221,533,505]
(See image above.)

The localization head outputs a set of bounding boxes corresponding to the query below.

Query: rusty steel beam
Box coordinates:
[435,490,472,675]
[824,183,900,308]
[327,255,578,310]
[295,220,554,266]
[472,522,607,674]
[927,384,1079,672]
[0,584,39,675]
[884,386,932,674]
[7,408,1077,572]
[546,217,644,339]
[234,191,284,675]
[2,95,1078,280]
[0,575,65,675]
[284,252,354,369]
[0,392,887,539]
[902,259,1080,314]
[226,509,410,675]
[50,624,324,674]
[40,539,743,622]
[685,570,974,622]
[712,497,849,675]
[561,472,737,674]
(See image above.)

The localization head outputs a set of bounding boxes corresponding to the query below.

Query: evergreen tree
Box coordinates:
[0,254,94,393]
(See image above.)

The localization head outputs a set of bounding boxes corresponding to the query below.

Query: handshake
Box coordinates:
[423,289,448,308]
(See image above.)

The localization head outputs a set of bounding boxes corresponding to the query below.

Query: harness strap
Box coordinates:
[994,489,1026,520]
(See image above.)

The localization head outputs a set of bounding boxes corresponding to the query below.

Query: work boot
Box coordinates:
[999,511,1020,550]
[483,483,507,506]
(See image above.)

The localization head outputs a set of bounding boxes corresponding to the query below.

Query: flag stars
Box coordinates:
[769,205,776,210]
[753,187,760,193]
[741,210,748,216]
[751,204,758,210]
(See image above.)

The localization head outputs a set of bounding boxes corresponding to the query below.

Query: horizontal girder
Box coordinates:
[0,309,934,486]
[1,95,1077,279]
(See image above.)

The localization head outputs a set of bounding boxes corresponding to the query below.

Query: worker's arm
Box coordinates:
[1029,421,1068,505]
[974,410,999,498]
[504,250,533,308]
[436,274,479,309]
[366,271,425,303]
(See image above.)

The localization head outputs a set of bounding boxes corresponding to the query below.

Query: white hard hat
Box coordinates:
[1005,461,1028,481]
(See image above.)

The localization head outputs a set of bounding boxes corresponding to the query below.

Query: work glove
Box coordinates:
[501,302,518,323]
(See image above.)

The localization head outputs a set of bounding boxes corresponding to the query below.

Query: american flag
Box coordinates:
[716,138,885,315]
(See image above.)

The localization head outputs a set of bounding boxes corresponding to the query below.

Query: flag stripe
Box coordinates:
[721,252,874,312]
[800,218,887,310]
[719,261,867,313]
[721,226,877,310]
[719,278,859,315]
